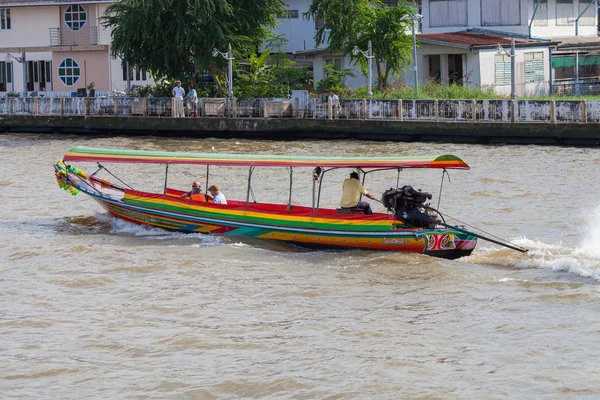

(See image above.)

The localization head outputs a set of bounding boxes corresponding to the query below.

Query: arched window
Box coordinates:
[58,58,80,86]
[64,5,86,31]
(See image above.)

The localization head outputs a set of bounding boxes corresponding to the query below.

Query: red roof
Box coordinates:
[417,31,548,48]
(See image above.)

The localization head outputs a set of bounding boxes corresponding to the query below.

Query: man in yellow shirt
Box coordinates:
[340,172,374,215]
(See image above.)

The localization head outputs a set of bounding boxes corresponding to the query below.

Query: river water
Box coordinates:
[0,134,599,399]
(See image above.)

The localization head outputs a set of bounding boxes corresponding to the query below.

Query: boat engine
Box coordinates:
[381,185,439,229]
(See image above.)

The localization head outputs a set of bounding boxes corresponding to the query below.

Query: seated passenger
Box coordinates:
[180,181,205,199]
[340,172,374,215]
[207,184,227,204]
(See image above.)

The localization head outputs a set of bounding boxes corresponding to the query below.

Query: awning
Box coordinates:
[63,146,470,169]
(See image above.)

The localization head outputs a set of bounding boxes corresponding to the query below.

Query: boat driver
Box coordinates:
[340,172,374,215]
[180,181,203,199]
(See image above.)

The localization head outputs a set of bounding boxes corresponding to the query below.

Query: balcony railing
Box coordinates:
[50,26,98,46]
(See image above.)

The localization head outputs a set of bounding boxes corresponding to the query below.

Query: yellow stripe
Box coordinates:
[125,194,395,227]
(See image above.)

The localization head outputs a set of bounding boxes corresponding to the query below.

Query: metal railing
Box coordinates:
[49,26,98,46]
[0,96,597,123]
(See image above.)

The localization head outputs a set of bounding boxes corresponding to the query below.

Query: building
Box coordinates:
[283,0,600,96]
[419,0,600,96]
[0,0,153,95]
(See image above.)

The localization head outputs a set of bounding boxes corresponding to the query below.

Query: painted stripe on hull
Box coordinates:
[91,192,475,257]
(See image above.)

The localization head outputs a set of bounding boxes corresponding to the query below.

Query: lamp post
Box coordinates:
[496,39,516,100]
[6,50,27,96]
[212,43,234,97]
[400,13,423,98]
[352,40,374,118]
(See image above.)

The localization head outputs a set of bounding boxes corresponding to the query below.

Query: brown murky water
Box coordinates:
[1,134,599,399]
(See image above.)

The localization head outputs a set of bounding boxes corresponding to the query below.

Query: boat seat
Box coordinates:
[336,208,364,215]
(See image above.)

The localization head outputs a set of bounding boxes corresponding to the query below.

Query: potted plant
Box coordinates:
[87,82,96,97]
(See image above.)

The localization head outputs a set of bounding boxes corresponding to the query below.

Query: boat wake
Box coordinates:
[467,207,600,281]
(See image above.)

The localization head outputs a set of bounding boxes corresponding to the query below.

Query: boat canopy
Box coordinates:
[63,146,470,169]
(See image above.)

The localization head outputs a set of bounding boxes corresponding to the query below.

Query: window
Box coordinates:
[0,61,13,91]
[524,52,544,83]
[481,0,521,26]
[58,58,80,86]
[533,0,548,27]
[430,0,467,27]
[578,0,595,26]
[556,0,574,26]
[64,5,87,31]
[315,14,327,29]
[324,58,342,71]
[0,8,10,30]
[278,9,299,18]
[122,61,148,82]
[494,54,511,86]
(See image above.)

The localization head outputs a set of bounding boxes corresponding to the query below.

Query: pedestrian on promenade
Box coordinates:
[329,89,341,119]
[172,80,186,118]
[187,84,198,117]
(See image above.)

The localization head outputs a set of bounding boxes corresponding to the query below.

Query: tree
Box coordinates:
[316,62,356,93]
[102,0,285,90]
[235,51,313,98]
[305,0,415,91]
[235,51,273,98]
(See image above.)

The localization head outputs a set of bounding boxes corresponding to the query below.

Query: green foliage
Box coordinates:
[102,0,285,87]
[341,80,500,100]
[305,0,414,90]
[270,52,313,97]
[235,51,312,98]
[316,62,356,93]
[132,77,212,98]
[236,51,273,98]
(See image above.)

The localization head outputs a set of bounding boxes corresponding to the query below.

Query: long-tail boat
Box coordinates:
[54,146,485,259]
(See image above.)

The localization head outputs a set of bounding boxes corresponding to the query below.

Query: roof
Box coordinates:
[63,146,470,169]
[0,0,113,5]
[551,36,600,51]
[418,31,557,50]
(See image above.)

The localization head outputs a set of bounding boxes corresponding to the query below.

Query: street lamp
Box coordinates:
[400,13,423,98]
[496,39,516,100]
[212,43,234,97]
[6,51,27,96]
[353,40,374,117]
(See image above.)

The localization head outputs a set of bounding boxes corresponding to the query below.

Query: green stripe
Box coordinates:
[67,146,465,166]
[124,198,394,232]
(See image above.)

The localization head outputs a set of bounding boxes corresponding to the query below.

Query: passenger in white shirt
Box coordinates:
[172,80,186,118]
[208,184,227,205]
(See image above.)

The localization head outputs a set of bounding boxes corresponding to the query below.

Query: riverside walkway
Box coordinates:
[1,96,599,146]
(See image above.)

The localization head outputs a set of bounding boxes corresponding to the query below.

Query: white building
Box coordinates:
[0,0,153,95]
[285,0,600,96]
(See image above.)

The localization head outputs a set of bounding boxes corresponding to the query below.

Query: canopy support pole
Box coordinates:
[245,166,255,208]
[163,164,169,194]
[316,167,338,210]
[205,165,210,194]
[312,177,316,214]
[396,167,401,189]
[287,167,293,210]
[359,168,366,202]
[437,169,449,211]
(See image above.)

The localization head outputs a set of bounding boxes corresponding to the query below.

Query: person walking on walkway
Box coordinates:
[172,80,186,118]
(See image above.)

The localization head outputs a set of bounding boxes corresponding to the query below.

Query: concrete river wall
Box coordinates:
[1,97,599,146]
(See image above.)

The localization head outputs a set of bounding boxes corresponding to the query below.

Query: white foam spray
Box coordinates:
[469,207,600,281]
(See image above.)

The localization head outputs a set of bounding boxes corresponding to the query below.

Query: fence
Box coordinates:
[0,96,597,123]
